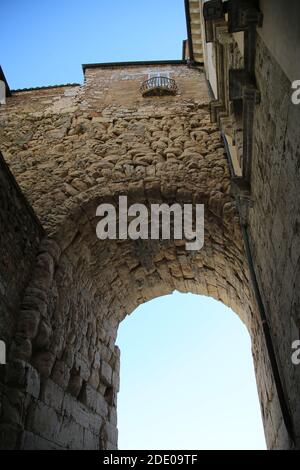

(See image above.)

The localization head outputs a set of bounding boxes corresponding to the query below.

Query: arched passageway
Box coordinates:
[5,180,275,450]
[0,64,288,449]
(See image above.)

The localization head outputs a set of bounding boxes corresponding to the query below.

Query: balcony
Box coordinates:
[140,76,177,97]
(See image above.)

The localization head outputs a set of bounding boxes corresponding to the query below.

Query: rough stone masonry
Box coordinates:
[0,62,297,449]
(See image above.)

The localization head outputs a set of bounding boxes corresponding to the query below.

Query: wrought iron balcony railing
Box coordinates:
[140,76,177,97]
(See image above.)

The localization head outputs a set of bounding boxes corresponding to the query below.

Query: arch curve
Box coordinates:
[0,65,277,449]
[8,179,261,450]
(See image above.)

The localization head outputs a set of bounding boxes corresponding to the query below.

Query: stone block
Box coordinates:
[21,430,63,450]
[100,361,113,386]
[41,379,64,413]
[79,383,108,418]
[26,401,61,443]
[83,428,99,450]
[56,417,84,449]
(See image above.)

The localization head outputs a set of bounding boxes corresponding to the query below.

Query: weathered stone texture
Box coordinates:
[0,148,44,452]
[249,36,300,449]
[0,63,284,449]
[0,153,43,346]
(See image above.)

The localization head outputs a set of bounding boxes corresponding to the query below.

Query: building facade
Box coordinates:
[0,0,299,450]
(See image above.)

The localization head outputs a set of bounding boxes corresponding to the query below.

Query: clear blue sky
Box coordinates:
[1,0,266,450]
[118,293,266,450]
[1,0,186,89]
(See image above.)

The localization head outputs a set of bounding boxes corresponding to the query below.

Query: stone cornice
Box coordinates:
[191,0,264,218]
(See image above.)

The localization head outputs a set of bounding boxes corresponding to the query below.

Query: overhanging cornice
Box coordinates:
[184,0,204,64]
[82,60,187,73]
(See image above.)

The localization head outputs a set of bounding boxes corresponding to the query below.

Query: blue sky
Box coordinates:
[1,0,266,449]
[1,0,186,89]
[117,293,266,450]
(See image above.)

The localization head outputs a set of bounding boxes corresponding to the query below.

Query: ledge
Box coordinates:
[11,83,81,93]
[82,60,187,72]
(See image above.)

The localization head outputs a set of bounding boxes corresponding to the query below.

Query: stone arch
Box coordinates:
[0,69,283,448]
[5,177,264,450]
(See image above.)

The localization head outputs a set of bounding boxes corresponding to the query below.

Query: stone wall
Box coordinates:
[248,35,300,449]
[0,152,43,344]
[0,63,279,449]
[0,151,43,448]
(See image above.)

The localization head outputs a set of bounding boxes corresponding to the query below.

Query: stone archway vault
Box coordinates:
[0,63,284,450]
[3,178,272,450]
